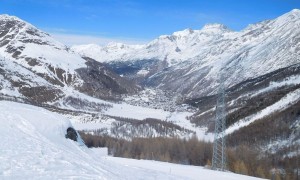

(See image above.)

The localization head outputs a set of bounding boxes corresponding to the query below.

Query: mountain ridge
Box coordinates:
[71,9,300,65]
[0,14,139,102]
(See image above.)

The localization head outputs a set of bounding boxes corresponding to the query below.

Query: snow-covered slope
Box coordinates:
[0,101,262,180]
[0,14,85,81]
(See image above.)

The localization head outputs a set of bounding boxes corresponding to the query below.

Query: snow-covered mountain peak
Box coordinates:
[288,8,300,15]
[201,23,231,33]
[172,28,194,37]
[106,42,143,50]
[0,15,85,70]
[157,34,172,41]
[107,42,126,48]
[80,43,102,50]
[0,14,24,22]
[281,8,300,18]
[272,9,300,26]
[0,14,67,48]
[0,14,41,34]
[244,9,300,32]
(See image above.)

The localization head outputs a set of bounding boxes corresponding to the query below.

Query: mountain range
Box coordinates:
[72,9,300,98]
[0,10,300,155]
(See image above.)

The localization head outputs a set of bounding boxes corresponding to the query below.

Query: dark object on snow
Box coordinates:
[65,127,78,142]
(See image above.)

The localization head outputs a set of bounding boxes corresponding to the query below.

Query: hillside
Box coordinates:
[0,101,262,180]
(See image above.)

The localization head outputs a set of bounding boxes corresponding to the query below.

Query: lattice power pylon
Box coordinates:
[212,69,227,171]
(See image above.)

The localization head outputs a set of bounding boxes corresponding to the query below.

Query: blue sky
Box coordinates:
[0,0,299,45]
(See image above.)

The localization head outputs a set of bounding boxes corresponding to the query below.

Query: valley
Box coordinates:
[0,8,300,179]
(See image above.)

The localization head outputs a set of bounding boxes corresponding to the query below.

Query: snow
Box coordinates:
[71,117,116,131]
[168,112,214,141]
[0,54,51,98]
[71,43,145,63]
[65,96,211,140]
[104,157,262,180]
[137,69,149,76]
[0,101,262,179]
[0,77,22,97]
[69,100,210,140]
[200,23,231,34]
[20,43,86,71]
[105,102,169,120]
[173,28,194,36]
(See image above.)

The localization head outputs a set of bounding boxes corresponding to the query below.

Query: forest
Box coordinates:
[80,132,300,179]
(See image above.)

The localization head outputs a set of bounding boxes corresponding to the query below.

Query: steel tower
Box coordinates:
[212,69,227,171]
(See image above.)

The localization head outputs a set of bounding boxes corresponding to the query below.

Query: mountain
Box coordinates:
[71,24,231,66]
[72,9,300,98]
[72,9,300,155]
[0,14,139,103]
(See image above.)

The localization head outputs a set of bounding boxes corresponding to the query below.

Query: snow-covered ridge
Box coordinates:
[0,14,86,71]
[71,22,235,65]
[72,9,300,68]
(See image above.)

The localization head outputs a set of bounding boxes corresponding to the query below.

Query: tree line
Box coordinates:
[80,133,212,166]
[79,132,299,179]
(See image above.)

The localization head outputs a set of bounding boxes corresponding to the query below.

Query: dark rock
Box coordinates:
[65,127,78,142]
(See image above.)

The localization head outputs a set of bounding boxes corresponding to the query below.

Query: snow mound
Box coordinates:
[0,101,110,179]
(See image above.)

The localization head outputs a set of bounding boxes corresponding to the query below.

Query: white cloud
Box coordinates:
[49,33,149,46]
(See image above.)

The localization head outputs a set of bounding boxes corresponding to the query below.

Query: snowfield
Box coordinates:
[56,88,213,140]
[0,101,263,179]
